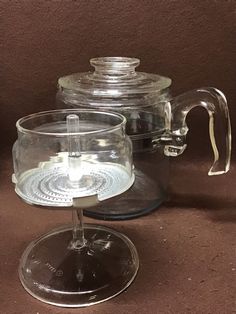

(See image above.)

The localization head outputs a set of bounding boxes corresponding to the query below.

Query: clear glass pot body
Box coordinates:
[56,57,231,220]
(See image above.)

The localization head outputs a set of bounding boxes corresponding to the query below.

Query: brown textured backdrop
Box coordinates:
[1,0,236,161]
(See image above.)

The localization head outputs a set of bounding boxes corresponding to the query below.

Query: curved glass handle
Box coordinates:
[164,87,231,175]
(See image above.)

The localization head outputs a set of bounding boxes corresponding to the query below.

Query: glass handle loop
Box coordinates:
[163,87,231,175]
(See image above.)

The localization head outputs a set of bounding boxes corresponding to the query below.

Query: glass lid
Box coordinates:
[58,57,172,97]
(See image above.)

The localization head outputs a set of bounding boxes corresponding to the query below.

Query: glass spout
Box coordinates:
[164,87,231,175]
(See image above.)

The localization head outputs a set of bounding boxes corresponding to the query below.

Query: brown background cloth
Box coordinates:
[1,1,236,313]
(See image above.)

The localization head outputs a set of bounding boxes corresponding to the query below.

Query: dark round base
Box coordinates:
[84,167,168,220]
[19,225,139,307]
[84,199,164,220]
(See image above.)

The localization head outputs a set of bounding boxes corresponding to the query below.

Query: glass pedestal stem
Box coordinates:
[71,209,86,249]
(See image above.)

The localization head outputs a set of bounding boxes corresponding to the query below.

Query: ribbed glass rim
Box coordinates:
[90,56,140,67]
[16,109,126,136]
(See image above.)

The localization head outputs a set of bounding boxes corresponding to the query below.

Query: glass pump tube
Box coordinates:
[67,114,82,182]
[67,114,85,249]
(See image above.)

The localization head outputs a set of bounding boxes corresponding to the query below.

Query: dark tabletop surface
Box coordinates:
[0,148,235,314]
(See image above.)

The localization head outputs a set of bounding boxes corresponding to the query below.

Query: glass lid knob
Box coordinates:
[90,57,140,77]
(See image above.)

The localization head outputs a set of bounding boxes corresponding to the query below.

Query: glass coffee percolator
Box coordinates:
[57,57,231,220]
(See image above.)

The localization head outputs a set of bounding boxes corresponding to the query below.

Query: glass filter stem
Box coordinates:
[67,114,82,183]
[67,114,85,249]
